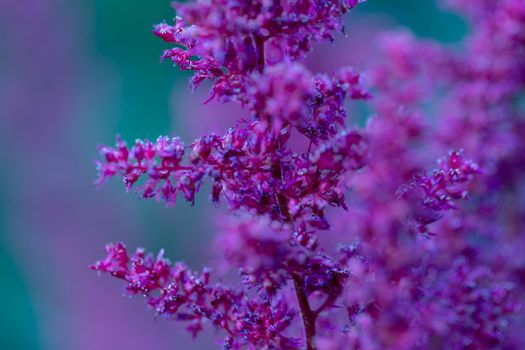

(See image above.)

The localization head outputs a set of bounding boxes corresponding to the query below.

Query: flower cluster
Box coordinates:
[92,242,299,349]
[93,0,525,349]
[153,0,363,95]
[397,150,481,233]
[97,120,366,228]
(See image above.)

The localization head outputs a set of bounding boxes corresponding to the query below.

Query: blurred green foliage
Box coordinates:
[359,0,467,42]
[0,179,41,350]
[91,0,181,139]
[0,248,41,350]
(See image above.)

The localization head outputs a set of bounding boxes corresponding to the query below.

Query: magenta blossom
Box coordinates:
[93,0,525,349]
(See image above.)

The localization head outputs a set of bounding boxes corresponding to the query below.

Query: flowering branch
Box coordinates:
[91,242,300,349]
[91,0,525,348]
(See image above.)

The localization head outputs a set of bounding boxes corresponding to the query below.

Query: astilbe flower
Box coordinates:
[397,150,481,234]
[93,242,299,349]
[153,0,364,98]
[92,0,525,349]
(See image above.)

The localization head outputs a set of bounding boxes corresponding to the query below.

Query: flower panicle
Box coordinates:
[92,0,525,348]
[91,242,300,349]
[96,122,366,229]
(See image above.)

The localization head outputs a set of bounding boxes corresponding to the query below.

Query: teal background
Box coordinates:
[0,1,465,349]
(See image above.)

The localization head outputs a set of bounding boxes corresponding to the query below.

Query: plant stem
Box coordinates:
[292,273,316,350]
[254,34,266,73]
[271,134,316,349]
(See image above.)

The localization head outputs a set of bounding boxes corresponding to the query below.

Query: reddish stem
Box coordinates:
[254,34,266,73]
[271,135,316,349]
[292,273,316,350]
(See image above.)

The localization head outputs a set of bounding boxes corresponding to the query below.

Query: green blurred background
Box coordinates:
[0,1,465,349]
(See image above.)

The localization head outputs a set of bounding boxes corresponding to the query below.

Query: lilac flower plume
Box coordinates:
[92,0,525,349]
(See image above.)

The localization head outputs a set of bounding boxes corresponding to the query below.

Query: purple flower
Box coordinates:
[92,242,300,349]
[397,150,480,233]
[93,0,525,349]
